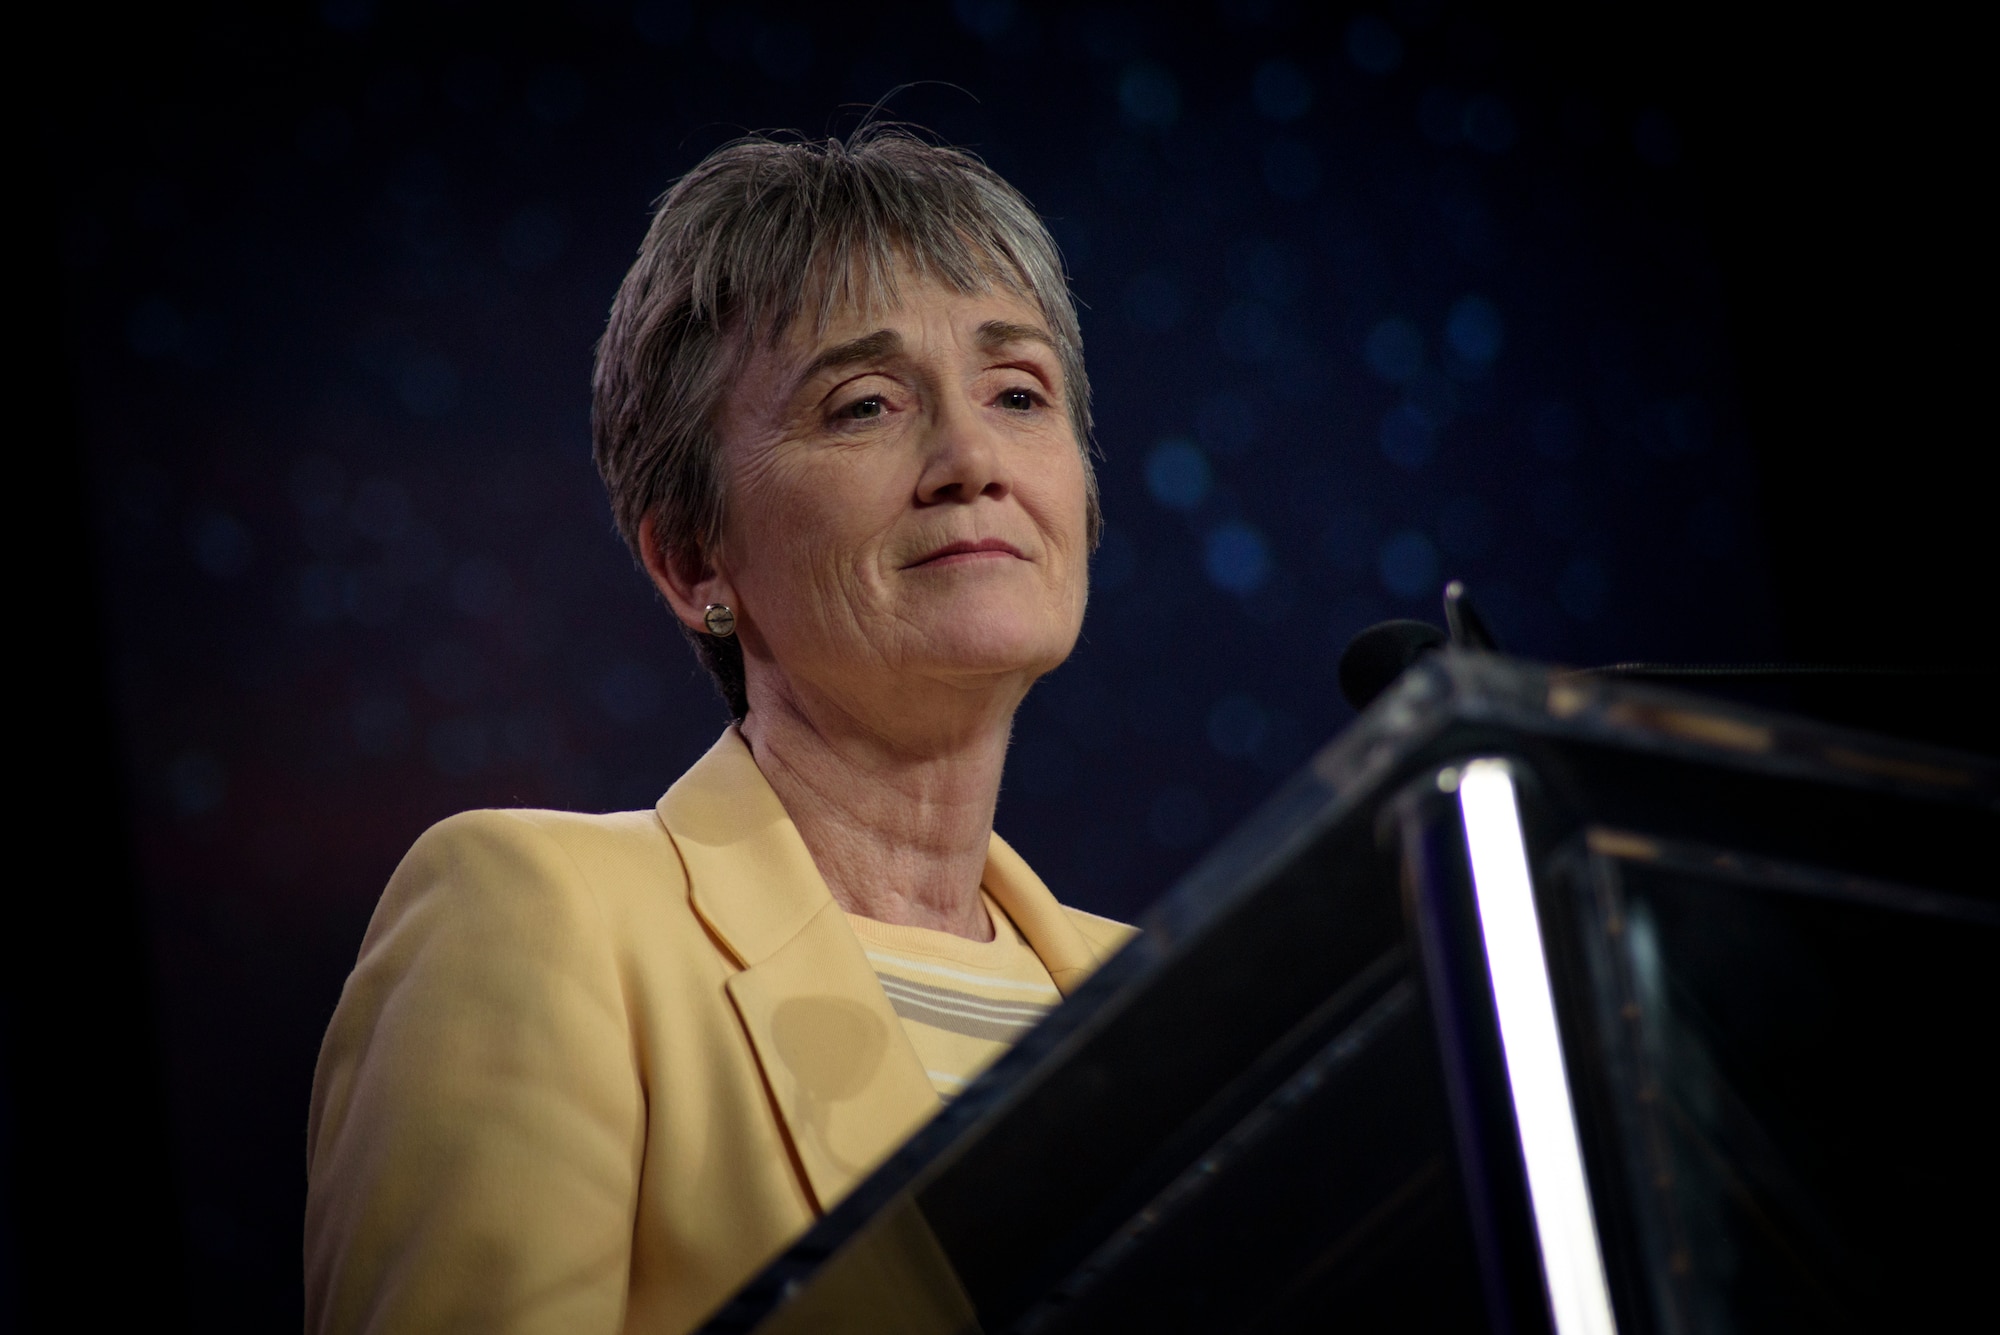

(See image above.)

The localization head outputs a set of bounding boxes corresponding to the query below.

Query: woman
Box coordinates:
[304,129,1132,1335]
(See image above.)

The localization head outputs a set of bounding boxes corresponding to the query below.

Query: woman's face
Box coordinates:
[704,278,1090,717]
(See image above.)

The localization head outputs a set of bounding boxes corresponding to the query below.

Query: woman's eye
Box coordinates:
[999,388,1036,412]
[844,396,884,420]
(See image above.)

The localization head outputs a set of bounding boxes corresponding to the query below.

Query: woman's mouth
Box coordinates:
[906,538,1027,569]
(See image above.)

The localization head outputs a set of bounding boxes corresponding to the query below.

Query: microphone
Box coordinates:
[1338,580,1501,712]
[1337,619,1446,712]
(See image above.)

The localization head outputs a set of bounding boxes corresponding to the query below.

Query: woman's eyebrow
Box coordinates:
[976,320,1056,354]
[794,329,904,393]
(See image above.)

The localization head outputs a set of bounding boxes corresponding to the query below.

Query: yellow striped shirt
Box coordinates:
[846,891,1060,1100]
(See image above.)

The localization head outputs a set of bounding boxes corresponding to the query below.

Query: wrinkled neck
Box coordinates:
[736,669,1020,941]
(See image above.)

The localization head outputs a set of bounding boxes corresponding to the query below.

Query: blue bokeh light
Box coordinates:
[1252,59,1314,123]
[1345,14,1404,74]
[1445,294,1504,364]
[1145,438,1211,511]
[1204,522,1273,594]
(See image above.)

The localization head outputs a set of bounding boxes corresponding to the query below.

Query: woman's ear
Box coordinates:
[638,513,734,633]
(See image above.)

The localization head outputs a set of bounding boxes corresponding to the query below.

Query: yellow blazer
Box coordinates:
[305,728,1132,1335]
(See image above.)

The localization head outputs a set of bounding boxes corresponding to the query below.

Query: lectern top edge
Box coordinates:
[1311,653,1997,810]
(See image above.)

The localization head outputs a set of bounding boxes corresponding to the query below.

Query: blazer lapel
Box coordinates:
[982,833,1103,998]
[659,729,939,1212]
[722,906,943,1213]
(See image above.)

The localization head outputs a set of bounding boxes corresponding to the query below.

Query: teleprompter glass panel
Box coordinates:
[1563,831,2000,1334]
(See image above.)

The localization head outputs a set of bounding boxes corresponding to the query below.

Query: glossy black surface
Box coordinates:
[705,654,1998,1335]
[1562,842,1999,1333]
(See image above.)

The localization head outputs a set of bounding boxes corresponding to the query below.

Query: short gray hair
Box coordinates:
[591,126,1099,719]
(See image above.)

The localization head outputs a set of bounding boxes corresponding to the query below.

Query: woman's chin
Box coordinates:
[889,613,1076,688]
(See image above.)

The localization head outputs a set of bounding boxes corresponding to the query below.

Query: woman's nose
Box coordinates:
[916,399,1011,506]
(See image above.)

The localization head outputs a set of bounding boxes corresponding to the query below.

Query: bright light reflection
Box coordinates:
[1458,759,1619,1335]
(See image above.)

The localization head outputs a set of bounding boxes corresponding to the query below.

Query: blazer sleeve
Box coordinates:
[305,810,645,1335]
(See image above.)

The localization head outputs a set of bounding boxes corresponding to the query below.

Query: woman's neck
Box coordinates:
[737,673,1019,941]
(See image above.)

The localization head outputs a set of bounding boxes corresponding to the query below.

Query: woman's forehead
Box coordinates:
[805,282,1049,347]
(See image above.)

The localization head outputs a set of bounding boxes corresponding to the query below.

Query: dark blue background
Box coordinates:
[15,1,1981,1330]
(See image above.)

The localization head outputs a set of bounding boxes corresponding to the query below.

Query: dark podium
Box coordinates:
[701,654,1998,1335]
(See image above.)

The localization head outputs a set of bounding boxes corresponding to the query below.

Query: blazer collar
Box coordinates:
[982,832,1099,999]
[658,727,836,970]
[657,728,1101,1210]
